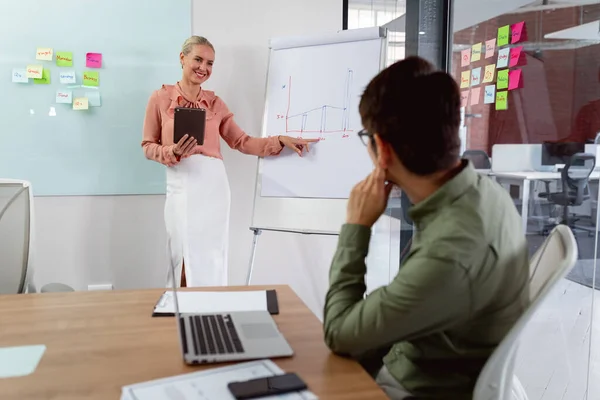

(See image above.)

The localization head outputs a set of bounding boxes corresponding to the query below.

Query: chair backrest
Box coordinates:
[561,152,595,205]
[0,180,34,294]
[473,225,578,400]
[463,150,492,169]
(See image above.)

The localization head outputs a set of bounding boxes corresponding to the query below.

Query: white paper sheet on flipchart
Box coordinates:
[120,359,318,400]
[154,291,268,314]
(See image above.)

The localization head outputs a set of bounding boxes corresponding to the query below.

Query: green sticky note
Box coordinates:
[83,71,99,87]
[497,69,509,90]
[56,51,73,67]
[33,68,51,84]
[498,25,510,47]
[496,91,508,110]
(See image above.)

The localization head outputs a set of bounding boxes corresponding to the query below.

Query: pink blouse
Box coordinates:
[142,84,283,166]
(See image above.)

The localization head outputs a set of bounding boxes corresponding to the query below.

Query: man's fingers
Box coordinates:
[384,181,394,197]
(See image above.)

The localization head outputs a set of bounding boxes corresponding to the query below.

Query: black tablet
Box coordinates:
[174,107,206,146]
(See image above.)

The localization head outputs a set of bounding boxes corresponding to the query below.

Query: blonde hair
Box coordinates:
[181,35,215,55]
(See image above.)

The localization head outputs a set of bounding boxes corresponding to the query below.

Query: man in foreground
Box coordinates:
[323,57,530,399]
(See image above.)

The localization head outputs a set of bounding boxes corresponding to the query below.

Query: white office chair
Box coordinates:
[0,179,74,294]
[473,225,578,400]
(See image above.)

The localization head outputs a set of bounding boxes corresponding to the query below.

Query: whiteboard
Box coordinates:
[252,28,387,233]
[0,0,190,196]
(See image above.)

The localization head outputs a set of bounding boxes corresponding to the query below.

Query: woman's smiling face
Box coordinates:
[181,44,214,85]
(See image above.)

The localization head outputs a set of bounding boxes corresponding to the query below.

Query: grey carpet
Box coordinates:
[566,259,600,290]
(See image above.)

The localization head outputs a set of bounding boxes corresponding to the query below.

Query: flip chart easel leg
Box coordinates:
[246,228,262,285]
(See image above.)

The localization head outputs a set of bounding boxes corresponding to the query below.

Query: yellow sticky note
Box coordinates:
[483,65,496,83]
[73,97,89,110]
[83,71,99,87]
[26,65,43,79]
[496,91,508,110]
[36,48,53,61]
[460,70,471,89]
[471,43,482,62]
[33,68,51,84]
[497,69,509,90]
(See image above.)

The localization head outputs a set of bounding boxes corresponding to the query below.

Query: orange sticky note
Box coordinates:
[461,49,471,67]
[509,46,526,67]
[508,69,524,90]
[511,21,528,44]
[483,64,496,83]
[460,70,471,88]
[471,87,481,106]
[460,90,470,107]
[485,39,496,59]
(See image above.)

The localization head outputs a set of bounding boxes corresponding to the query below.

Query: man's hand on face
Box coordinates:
[346,166,394,227]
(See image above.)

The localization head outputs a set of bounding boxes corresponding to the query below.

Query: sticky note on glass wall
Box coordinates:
[511,21,528,44]
[26,65,43,79]
[461,49,471,67]
[73,97,89,110]
[36,48,53,61]
[471,67,482,87]
[56,90,72,104]
[497,48,510,69]
[86,91,101,107]
[483,65,496,83]
[33,68,51,84]
[56,51,73,67]
[86,53,102,68]
[460,90,470,107]
[484,85,496,104]
[471,43,482,62]
[485,39,496,59]
[12,68,28,83]
[496,91,508,110]
[509,46,527,67]
[83,71,99,86]
[497,25,510,47]
[497,70,509,90]
[59,70,76,84]
[509,69,524,90]
[470,87,481,106]
[460,70,471,89]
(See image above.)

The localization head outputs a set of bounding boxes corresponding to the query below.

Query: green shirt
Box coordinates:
[323,162,529,399]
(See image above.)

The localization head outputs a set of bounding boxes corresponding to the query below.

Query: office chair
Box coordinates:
[541,153,596,235]
[0,179,74,294]
[474,225,578,400]
[463,150,492,169]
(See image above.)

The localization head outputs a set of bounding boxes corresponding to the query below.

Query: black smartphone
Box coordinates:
[174,107,206,145]
[227,373,308,399]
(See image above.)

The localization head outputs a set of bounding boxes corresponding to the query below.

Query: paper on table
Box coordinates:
[120,360,317,400]
[154,291,269,314]
[0,345,46,378]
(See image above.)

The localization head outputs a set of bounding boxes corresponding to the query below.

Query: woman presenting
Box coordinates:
[142,36,316,288]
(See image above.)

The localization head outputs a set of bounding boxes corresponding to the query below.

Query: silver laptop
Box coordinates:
[168,242,294,365]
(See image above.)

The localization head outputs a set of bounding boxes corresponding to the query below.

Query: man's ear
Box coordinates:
[373,134,391,169]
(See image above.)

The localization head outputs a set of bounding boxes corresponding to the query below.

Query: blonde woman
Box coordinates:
[142,36,316,287]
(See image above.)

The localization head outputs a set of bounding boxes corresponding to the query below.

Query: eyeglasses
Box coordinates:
[358,129,373,146]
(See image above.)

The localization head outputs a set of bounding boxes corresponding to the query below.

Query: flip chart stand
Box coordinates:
[246,227,339,285]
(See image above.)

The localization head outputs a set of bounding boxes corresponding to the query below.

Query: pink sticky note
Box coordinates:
[461,49,471,67]
[511,21,528,44]
[460,90,470,107]
[485,39,496,59]
[509,46,527,68]
[470,87,481,106]
[508,69,524,90]
[86,52,102,68]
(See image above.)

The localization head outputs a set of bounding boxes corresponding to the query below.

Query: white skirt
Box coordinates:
[164,155,231,287]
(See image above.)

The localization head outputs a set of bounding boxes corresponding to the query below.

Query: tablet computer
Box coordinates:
[174,107,206,146]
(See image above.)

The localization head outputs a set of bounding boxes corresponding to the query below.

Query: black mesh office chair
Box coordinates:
[542,153,596,235]
[462,150,492,169]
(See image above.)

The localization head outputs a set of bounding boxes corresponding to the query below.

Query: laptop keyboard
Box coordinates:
[188,314,244,355]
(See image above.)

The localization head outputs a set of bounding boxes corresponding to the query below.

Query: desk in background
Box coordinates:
[0,285,386,400]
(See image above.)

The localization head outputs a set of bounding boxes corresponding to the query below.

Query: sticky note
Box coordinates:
[498,25,510,47]
[471,43,482,62]
[86,53,102,68]
[471,87,481,106]
[497,48,510,69]
[460,90,470,107]
[59,70,76,84]
[496,91,508,110]
[483,65,496,83]
[33,68,51,84]
[509,69,524,90]
[83,71,99,87]
[485,39,496,59]
[56,90,73,104]
[461,49,471,67]
[36,48,53,61]
[0,345,46,378]
[509,46,526,67]
[73,97,89,110]
[12,68,28,83]
[56,51,73,67]
[26,65,43,79]
[460,70,471,88]
[511,21,528,44]
[484,85,496,104]
[86,91,101,107]
[497,70,509,90]
[471,67,482,87]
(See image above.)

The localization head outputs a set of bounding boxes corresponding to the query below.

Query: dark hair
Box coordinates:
[359,56,461,175]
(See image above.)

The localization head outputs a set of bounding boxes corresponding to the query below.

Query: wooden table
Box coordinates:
[0,285,386,399]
